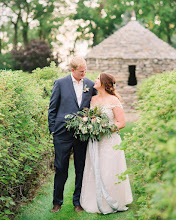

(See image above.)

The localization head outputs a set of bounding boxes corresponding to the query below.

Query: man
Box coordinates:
[48,56,97,213]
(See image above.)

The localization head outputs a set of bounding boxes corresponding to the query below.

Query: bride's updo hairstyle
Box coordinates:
[100,73,122,101]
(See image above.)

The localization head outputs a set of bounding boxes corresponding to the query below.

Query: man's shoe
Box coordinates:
[74,205,83,212]
[51,204,61,213]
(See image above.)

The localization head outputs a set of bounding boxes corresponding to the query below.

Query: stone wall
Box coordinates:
[86,58,176,113]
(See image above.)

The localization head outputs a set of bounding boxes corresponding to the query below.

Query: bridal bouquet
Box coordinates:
[65,107,117,141]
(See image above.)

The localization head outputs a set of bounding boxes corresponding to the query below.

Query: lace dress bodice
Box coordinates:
[91,103,123,125]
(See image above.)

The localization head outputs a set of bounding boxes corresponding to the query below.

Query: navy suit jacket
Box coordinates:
[48,74,97,140]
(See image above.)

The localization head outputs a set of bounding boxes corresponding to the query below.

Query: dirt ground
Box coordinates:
[125,112,139,122]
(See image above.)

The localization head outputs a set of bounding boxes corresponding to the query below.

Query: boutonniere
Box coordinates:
[83,84,90,93]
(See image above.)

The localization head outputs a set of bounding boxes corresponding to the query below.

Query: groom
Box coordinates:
[48,56,97,213]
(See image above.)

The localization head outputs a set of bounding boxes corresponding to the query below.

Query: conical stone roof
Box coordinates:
[86,20,176,59]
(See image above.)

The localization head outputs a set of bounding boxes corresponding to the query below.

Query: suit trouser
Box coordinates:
[53,136,87,206]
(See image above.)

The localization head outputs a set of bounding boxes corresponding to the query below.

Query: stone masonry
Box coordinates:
[85,20,176,116]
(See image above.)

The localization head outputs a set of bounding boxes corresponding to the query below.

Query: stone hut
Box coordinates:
[86,20,176,114]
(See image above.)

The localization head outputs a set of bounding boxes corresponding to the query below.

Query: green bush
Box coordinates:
[0,65,98,219]
[32,62,68,97]
[0,70,53,219]
[32,61,60,80]
[120,70,176,220]
[11,39,58,72]
[0,53,15,70]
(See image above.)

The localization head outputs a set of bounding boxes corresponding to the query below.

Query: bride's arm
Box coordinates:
[112,106,125,130]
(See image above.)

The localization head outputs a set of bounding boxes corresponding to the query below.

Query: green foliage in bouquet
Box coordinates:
[119,70,176,220]
[65,106,117,141]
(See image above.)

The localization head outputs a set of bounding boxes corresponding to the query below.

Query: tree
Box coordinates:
[11,39,57,72]
[72,0,128,46]
[72,0,176,47]
[33,1,65,45]
[132,0,176,46]
[1,0,22,49]
[0,0,65,48]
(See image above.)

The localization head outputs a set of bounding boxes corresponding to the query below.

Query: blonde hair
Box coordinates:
[70,56,87,70]
[100,73,122,101]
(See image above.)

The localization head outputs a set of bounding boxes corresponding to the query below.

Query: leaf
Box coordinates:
[137,196,146,203]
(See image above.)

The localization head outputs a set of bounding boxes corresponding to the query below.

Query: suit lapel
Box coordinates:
[80,79,87,108]
[68,74,79,107]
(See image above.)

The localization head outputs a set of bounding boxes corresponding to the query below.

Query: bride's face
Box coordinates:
[94,75,102,90]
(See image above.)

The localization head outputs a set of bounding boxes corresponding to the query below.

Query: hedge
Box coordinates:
[0,70,53,219]
[120,70,176,220]
[0,64,99,219]
[0,53,15,70]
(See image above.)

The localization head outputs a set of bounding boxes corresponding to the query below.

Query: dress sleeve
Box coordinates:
[111,102,123,109]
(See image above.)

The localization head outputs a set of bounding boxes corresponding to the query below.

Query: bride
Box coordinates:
[80,73,133,214]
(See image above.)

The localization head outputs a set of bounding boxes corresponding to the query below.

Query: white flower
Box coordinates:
[82,116,88,122]
[81,127,88,134]
[96,117,101,123]
[83,84,90,92]
[88,124,93,129]
[93,130,99,135]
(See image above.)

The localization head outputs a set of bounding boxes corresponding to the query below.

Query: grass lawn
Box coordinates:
[15,122,138,220]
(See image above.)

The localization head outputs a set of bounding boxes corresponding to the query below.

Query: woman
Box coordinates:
[80,73,133,214]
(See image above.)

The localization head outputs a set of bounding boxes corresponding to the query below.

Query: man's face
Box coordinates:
[72,65,87,81]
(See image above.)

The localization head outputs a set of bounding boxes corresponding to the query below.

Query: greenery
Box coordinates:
[0,0,176,70]
[0,53,14,70]
[133,0,176,46]
[72,0,176,47]
[11,39,57,72]
[0,0,65,48]
[0,70,54,219]
[119,122,134,140]
[65,106,117,141]
[15,123,136,220]
[2,61,175,220]
[0,65,99,219]
[118,70,176,219]
[32,62,68,98]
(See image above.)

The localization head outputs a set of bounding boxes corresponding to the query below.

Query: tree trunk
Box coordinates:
[39,29,42,39]
[13,23,18,49]
[70,38,78,55]
[22,23,29,47]
[0,38,1,54]
[13,14,21,49]
[38,22,43,39]
[167,31,171,45]
[92,0,106,46]
[92,29,97,46]
[165,22,171,45]
[42,31,46,40]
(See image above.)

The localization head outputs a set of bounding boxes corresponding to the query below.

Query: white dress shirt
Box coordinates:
[71,73,84,107]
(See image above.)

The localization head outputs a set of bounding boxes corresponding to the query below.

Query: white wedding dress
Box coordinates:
[80,103,133,214]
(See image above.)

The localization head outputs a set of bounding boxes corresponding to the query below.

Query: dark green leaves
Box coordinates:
[122,70,176,219]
